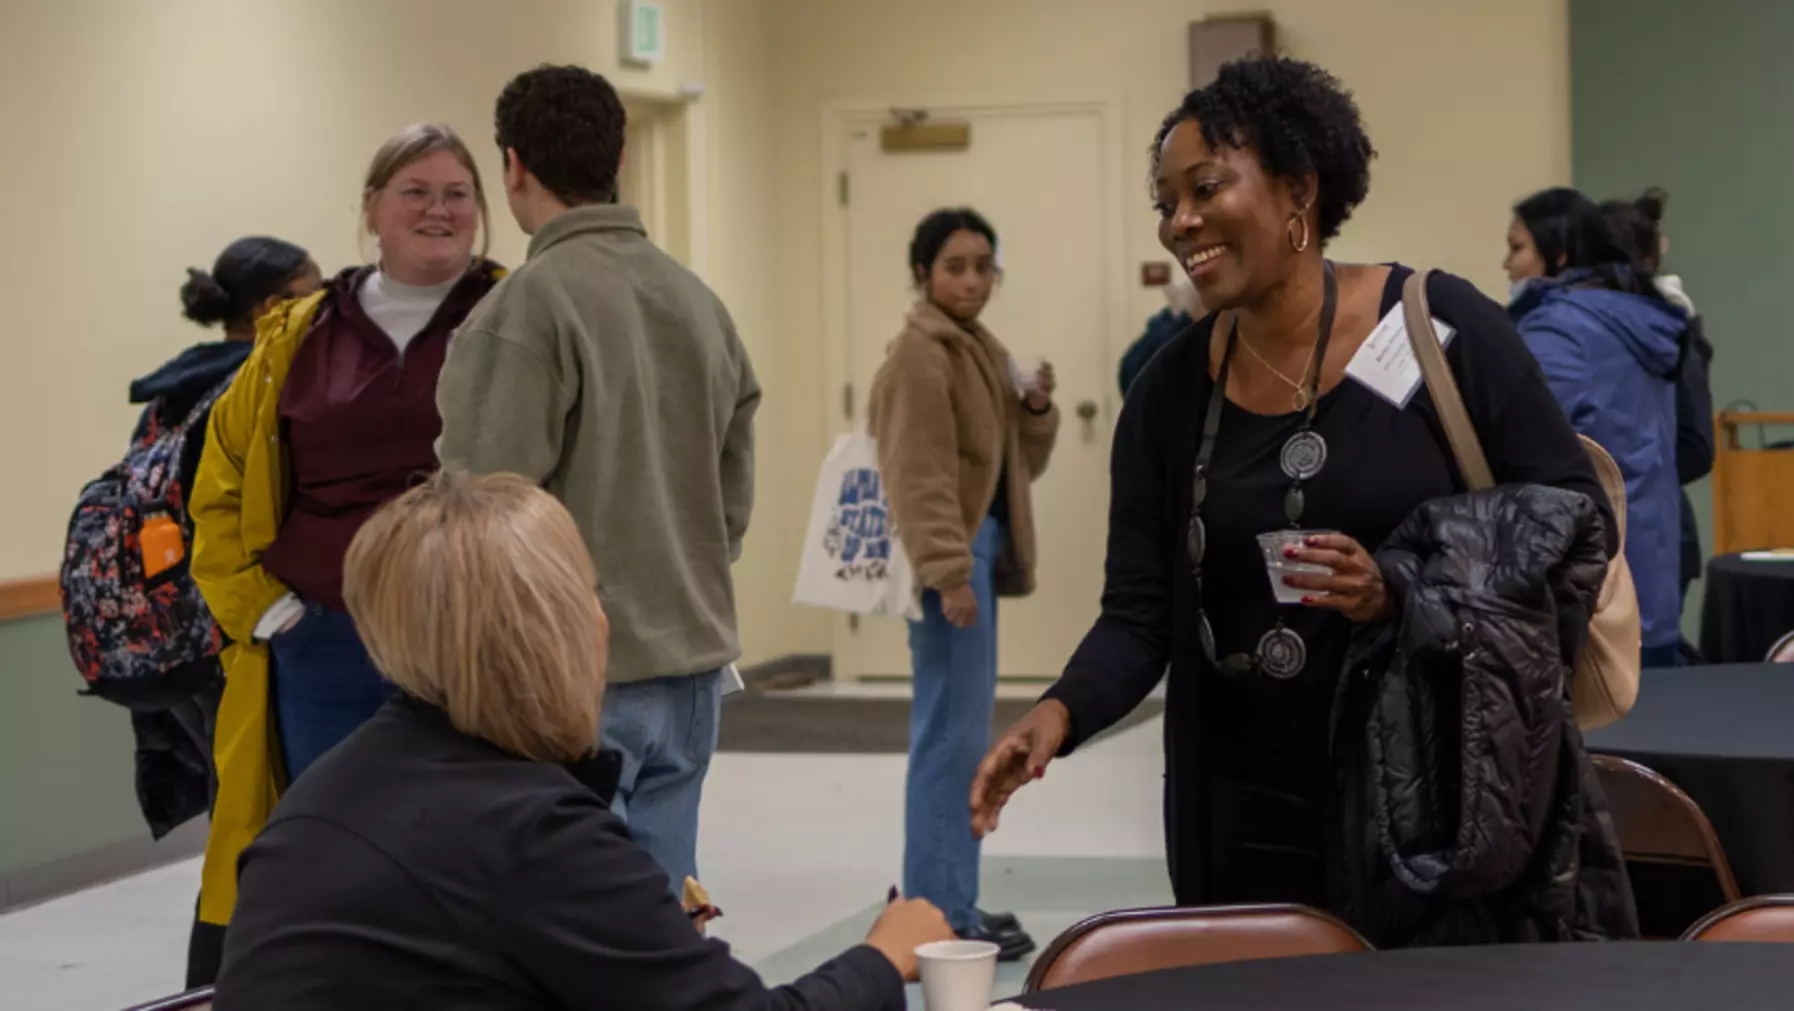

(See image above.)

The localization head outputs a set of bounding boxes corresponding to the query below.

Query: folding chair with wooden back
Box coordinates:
[1591,754,1741,938]
[122,987,214,1011]
[1683,895,1794,942]
[1024,904,1371,993]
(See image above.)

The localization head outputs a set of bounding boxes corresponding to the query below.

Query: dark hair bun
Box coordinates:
[1635,186,1668,224]
[180,268,234,327]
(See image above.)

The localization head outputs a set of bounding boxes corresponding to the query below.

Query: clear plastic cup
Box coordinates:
[1258,530,1335,605]
[1009,355,1045,395]
[917,940,1000,1011]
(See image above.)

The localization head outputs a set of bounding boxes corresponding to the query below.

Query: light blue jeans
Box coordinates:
[905,517,1003,932]
[600,669,723,893]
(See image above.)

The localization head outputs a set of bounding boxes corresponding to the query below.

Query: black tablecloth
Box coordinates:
[1585,664,1794,904]
[1018,943,1794,1010]
[1700,553,1794,663]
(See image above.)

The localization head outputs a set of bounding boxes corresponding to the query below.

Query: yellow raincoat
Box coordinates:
[190,260,504,928]
[188,291,326,926]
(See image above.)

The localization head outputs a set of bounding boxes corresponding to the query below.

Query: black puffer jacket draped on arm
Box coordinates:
[1328,484,1640,947]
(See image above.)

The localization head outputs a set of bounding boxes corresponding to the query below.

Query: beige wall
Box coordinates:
[758,0,1571,656]
[697,0,788,663]
[0,0,706,565]
[0,0,803,663]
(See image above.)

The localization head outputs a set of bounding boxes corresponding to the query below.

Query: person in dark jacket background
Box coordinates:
[126,236,319,839]
[1506,187,1686,668]
[1602,189,1714,618]
[216,471,950,1011]
[1119,267,1202,396]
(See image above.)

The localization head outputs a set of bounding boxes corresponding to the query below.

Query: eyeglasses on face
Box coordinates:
[389,184,476,214]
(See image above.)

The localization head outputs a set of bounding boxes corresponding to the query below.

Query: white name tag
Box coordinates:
[1345,304,1456,408]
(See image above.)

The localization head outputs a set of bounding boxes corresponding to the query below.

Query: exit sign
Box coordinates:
[620,1,665,66]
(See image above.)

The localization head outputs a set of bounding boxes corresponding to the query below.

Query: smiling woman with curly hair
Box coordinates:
[973,57,1637,945]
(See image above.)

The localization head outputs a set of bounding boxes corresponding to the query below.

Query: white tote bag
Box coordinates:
[792,430,920,620]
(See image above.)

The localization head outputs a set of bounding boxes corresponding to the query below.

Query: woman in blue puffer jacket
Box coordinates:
[1504,187,1688,668]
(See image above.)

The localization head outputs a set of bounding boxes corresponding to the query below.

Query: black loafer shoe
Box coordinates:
[957,922,1037,962]
[977,909,1021,933]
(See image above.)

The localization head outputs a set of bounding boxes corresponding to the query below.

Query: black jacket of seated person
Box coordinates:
[213,695,905,1011]
[1328,484,1639,946]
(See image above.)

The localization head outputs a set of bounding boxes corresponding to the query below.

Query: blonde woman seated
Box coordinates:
[214,472,950,1010]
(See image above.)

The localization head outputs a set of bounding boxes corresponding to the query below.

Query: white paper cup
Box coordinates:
[1258,530,1334,605]
[917,940,1000,1011]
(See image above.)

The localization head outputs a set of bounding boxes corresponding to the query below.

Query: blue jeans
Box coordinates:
[600,669,723,893]
[905,517,1003,932]
[270,605,395,783]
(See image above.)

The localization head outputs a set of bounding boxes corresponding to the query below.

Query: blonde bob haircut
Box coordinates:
[343,470,607,764]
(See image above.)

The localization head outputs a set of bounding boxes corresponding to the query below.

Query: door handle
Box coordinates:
[1075,400,1099,422]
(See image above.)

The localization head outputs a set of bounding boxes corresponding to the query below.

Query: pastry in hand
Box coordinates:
[682,876,722,925]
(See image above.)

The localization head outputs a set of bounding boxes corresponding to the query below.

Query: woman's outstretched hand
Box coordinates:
[971,700,1071,838]
[1282,532,1390,622]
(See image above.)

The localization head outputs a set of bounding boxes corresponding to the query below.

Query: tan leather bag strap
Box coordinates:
[1403,270,1495,491]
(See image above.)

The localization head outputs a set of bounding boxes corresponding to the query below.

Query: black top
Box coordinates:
[1019,942,1794,1011]
[1675,317,1715,587]
[214,696,903,1011]
[1043,266,1609,902]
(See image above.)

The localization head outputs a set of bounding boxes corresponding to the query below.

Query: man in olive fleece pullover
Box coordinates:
[436,65,759,892]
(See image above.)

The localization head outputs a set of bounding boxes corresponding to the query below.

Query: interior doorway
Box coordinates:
[823,99,1128,682]
[619,95,693,265]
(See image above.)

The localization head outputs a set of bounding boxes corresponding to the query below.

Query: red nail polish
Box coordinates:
[1302,595,1315,604]
[1283,547,1299,559]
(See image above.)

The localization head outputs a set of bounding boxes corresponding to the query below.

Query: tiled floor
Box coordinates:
[3,706,1168,1010]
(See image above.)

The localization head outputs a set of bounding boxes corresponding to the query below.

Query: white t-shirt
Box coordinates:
[357,269,461,358]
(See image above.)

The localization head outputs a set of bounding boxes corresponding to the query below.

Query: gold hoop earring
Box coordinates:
[1287,214,1311,253]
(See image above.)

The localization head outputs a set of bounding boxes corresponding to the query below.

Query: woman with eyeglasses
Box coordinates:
[971,58,1635,945]
[185,122,503,984]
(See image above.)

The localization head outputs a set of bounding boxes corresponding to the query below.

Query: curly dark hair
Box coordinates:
[495,65,627,206]
[1153,57,1375,244]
